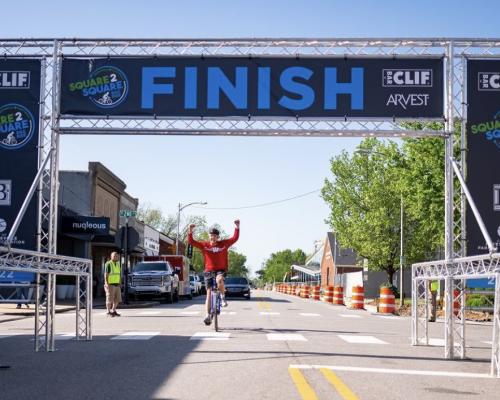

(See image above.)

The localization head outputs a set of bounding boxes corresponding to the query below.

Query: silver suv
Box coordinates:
[128,261,179,303]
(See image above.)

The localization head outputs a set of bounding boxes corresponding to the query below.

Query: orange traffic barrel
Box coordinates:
[296,285,301,296]
[350,286,364,309]
[453,290,460,316]
[302,285,310,299]
[323,285,334,303]
[287,285,293,295]
[378,287,395,314]
[312,286,320,300]
[333,286,344,305]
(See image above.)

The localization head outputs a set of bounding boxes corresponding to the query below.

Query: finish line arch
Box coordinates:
[0,38,499,373]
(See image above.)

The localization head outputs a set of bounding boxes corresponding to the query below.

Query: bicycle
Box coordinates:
[208,272,223,332]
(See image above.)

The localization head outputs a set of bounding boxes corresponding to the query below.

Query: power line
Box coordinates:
[192,189,321,210]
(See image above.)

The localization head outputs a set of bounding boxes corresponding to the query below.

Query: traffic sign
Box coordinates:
[119,210,137,218]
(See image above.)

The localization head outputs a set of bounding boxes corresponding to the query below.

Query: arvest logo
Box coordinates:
[382,69,432,87]
[0,71,30,89]
[470,110,500,150]
[478,72,500,91]
[68,65,129,108]
[0,103,35,150]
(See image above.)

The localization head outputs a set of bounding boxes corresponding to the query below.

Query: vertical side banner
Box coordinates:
[466,59,500,255]
[0,59,41,251]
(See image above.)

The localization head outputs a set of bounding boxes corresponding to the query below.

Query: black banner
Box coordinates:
[61,215,110,235]
[0,59,41,250]
[466,59,500,255]
[61,57,443,119]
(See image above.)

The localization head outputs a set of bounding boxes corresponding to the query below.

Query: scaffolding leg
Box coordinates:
[445,277,454,359]
[491,273,500,377]
[47,273,56,351]
[76,273,93,341]
[411,269,417,345]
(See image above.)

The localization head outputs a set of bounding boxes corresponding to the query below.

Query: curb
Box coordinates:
[93,301,160,309]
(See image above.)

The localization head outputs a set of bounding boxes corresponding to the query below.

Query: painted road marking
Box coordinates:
[415,338,460,347]
[267,333,307,341]
[55,333,75,340]
[290,364,492,379]
[259,312,280,316]
[0,332,25,339]
[111,332,160,340]
[378,315,400,320]
[190,332,231,341]
[288,367,318,400]
[338,335,388,344]
[320,368,359,400]
[139,311,162,315]
[339,314,362,319]
[482,340,493,345]
[300,313,320,317]
[181,311,201,315]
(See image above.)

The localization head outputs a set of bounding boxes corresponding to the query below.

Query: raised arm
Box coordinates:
[187,224,204,249]
[222,219,240,246]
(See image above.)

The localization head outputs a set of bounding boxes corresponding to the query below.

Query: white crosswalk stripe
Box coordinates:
[111,332,160,340]
[181,311,201,315]
[0,332,25,339]
[339,314,362,318]
[267,333,307,341]
[299,313,320,317]
[190,332,231,341]
[259,312,280,315]
[338,335,388,344]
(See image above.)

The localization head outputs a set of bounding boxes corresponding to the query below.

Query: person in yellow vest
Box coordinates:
[104,252,122,317]
[428,280,438,322]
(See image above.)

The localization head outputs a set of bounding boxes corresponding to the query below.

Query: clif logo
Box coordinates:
[383,69,432,87]
[478,73,500,91]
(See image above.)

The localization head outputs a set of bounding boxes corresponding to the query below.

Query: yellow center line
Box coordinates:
[288,368,318,400]
[320,368,359,400]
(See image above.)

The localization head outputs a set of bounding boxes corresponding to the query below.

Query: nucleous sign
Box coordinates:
[0,59,41,250]
[466,59,500,255]
[60,57,444,119]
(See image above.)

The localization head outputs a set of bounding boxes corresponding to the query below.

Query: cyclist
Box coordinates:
[188,220,240,325]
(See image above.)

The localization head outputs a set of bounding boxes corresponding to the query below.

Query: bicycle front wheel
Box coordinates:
[213,292,220,332]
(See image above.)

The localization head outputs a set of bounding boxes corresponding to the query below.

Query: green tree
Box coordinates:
[321,134,447,284]
[228,250,248,277]
[261,249,307,283]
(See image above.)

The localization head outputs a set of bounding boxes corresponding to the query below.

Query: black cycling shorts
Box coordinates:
[204,270,226,288]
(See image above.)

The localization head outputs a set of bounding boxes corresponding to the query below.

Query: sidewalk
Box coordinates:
[0,298,160,323]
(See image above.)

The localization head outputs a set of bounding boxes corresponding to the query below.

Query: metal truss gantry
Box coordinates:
[1,37,500,358]
[412,253,500,377]
[0,247,92,352]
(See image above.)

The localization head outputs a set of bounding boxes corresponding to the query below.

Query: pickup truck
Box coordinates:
[127,261,179,303]
[144,255,192,299]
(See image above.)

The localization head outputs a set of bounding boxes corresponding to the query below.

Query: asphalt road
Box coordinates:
[0,289,499,399]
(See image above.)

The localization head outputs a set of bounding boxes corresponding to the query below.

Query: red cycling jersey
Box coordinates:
[188,228,240,272]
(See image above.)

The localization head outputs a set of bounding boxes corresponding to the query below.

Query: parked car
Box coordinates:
[189,274,202,296]
[197,273,206,294]
[224,276,251,299]
[128,261,179,303]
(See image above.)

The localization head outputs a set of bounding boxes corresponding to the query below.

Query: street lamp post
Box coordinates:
[176,201,207,255]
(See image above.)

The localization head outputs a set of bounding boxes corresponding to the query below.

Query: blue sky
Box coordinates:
[3,1,499,273]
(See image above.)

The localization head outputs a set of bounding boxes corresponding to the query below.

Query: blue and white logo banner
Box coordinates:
[0,59,41,250]
[61,57,444,119]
